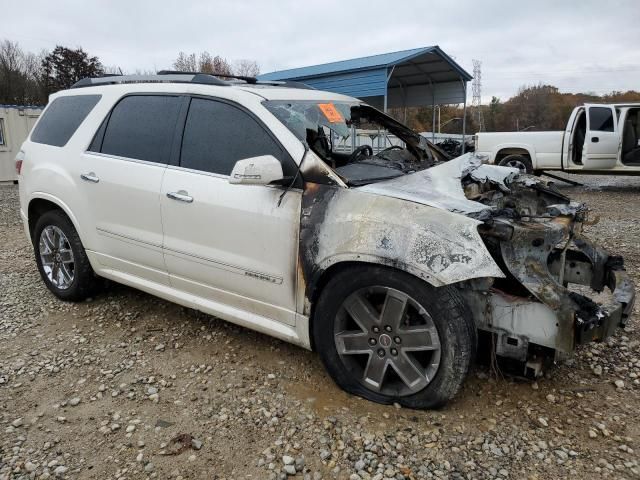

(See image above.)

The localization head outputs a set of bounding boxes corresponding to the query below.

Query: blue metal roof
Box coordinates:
[259,46,431,81]
[258,46,472,107]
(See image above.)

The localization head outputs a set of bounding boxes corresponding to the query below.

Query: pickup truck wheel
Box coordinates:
[313,266,476,409]
[498,154,533,174]
[33,210,101,301]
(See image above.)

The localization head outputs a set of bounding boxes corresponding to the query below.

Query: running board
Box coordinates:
[540,171,583,186]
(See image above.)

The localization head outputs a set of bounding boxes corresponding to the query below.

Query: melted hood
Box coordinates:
[357,153,518,216]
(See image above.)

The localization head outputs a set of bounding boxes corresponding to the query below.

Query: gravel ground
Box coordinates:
[1,175,639,480]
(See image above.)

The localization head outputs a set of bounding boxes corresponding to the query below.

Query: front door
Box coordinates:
[160,97,301,325]
[77,94,183,285]
[582,105,619,169]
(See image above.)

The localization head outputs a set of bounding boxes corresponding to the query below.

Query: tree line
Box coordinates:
[397,84,640,133]
[0,40,260,105]
[1,38,638,134]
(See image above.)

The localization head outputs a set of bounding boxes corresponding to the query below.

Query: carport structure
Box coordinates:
[258,46,473,143]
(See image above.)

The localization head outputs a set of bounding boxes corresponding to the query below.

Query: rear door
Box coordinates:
[160,96,301,325]
[582,105,619,169]
[78,94,184,284]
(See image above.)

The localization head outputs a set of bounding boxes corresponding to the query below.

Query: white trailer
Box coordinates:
[0,105,42,182]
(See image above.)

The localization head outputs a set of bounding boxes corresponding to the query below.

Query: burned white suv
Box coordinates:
[17,72,635,408]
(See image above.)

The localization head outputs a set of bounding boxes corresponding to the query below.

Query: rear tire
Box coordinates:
[498,154,533,174]
[313,265,476,409]
[33,210,101,301]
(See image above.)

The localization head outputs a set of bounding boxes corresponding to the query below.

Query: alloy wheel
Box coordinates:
[334,286,441,396]
[39,225,75,290]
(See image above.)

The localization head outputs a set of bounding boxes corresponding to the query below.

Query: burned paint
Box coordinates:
[298,179,505,307]
[297,148,636,366]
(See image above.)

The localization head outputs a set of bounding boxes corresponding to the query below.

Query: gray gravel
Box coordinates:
[1,176,639,479]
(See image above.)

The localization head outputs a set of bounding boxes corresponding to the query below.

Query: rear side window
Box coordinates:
[98,95,181,164]
[589,107,614,132]
[180,98,289,175]
[31,95,101,147]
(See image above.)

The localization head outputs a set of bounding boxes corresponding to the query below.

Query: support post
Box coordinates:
[460,78,467,154]
[432,95,436,142]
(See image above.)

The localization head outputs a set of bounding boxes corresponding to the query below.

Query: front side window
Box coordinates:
[99,95,182,163]
[180,98,288,176]
[589,107,614,132]
[0,118,5,146]
[31,95,101,147]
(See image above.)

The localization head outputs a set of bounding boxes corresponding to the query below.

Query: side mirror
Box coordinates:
[228,155,284,186]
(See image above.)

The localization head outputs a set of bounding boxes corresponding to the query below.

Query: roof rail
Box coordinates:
[71,73,230,89]
[157,70,314,89]
[70,72,315,91]
[157,70,258,84]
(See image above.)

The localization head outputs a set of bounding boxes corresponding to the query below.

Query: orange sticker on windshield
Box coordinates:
[318,103,344,123]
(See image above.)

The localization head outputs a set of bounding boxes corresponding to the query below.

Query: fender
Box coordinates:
[491,143,536,166]
[22,151,90,244]
[299,182,505,310]
[26,192,83,240]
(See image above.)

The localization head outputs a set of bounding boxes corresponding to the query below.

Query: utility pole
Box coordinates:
[472,59,484,132]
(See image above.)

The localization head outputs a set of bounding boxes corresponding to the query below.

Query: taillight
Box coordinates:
[15,150,25,176]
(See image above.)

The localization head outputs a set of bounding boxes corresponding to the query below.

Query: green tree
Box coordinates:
[41,46,103,95]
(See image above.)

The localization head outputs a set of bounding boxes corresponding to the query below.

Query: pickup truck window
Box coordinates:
[589,107,614,132]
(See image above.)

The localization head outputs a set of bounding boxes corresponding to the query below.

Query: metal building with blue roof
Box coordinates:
[259,46,471,109]
[258,46,472,142]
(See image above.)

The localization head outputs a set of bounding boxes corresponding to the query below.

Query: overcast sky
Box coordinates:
[4,0,639,102]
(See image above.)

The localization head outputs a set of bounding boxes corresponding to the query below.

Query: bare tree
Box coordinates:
[234,59,260,77]
[171,51,243,77]
[0,40,45,104]
[173,51,197,72]
[198,52,214,73]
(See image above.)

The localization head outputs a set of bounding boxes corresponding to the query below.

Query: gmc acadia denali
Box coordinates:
[16,72,635,408]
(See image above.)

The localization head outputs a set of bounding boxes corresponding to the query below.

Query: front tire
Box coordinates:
[33,210,101,301]
[313,266,476,409]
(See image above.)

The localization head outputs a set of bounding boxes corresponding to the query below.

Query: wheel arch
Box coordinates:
[27,194,81,243]
[305,259,483,351]
[494,146,535,164]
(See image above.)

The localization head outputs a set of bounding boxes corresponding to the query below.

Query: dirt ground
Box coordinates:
[1,174,639,480]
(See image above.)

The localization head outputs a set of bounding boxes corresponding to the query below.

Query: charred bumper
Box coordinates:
[574,258,635,344]
[470,212,635,358]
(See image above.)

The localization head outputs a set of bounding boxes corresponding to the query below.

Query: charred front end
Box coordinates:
[462,169,635,372]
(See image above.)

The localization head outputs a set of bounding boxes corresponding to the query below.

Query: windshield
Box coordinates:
[264,100,448,186]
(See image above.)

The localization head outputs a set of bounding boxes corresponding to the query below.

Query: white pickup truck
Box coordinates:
[475,103,640,175]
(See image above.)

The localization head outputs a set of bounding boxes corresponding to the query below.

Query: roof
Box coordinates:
[52,81,358,104]
[258,46,472,82]
[257,46,472,108]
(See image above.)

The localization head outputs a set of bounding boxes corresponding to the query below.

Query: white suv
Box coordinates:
[17,73,635,408]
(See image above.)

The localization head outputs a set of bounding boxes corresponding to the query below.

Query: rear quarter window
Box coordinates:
[31,95,101,147]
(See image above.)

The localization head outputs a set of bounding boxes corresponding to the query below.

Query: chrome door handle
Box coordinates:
[80,172,99,183]
[166,190,193,203]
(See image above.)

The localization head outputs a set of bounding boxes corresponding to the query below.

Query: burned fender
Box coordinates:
[299,182,505,310]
